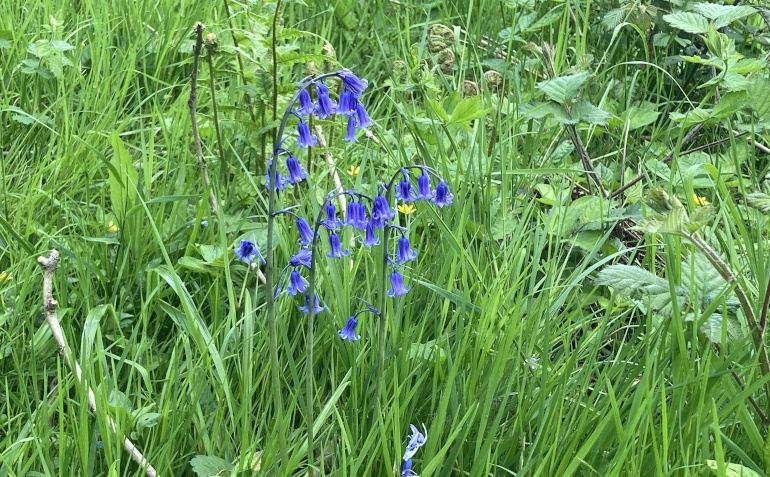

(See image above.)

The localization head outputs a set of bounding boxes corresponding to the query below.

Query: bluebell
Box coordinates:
[286,154,308,184]
[265,165,286,190]
[290,247,312,268]
[340,70,368,97]
[401,458,418,477]
[298,294,324,314]
[388,270,411,297]
[296,217,315,246]
[338,316,360,341]
[295,88,315,116]
[314,82,337,119]
[297,121,318,148]
[395,236,418,262]
[370,195,395,228]
[338,89,358,117]
[360,221,380,246]
[346,201,367,229]
[323,202,343,229]
[415,170,433,200]
[287,269,308,296]
[343,116,357,143]
[432,180,454,207]
[402,424,427,461]
[327,233,349,258]
[235,240,265,264]
[395,177,417,202]
[355,102,374,129]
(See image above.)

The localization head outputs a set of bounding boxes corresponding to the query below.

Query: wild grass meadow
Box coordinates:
[2,0,770,475]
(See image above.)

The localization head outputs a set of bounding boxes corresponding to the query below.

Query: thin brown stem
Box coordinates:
[205,39,228,189]
[188,22,219,216]
[38,250,158,476]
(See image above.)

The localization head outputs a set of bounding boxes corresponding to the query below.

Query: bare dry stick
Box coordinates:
[188,22,219,217]
[38,250,158,477]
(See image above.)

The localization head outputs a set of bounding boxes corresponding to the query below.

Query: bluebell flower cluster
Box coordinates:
[401,424,427,476]
[235,239,265,265]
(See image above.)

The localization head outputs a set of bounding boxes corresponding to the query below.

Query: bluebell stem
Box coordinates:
[235,240,265,264]
[314,82,337,118]
[338,89,358,117]
[296,217,314,245]
[355,102,375,129]
[338,316,360,341]
[432,180,454,207]
[295,88,315,116]
[286,154,308,184]
[327,233,349,258]
[287,269,308,296]
[298,293,324,314]
[343,116,357,143]
[415,170,434,200]
[387,270,411,297]
[290,247,312,268]
[297,121,318,148]
[395,236,418,262]
[361,221,380,246]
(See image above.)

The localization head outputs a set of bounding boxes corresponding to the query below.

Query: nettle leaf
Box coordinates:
[705,460,762,477]
[662,12,710,34]
[536,71,591,104]
[571,100,612,126]
[190,455,233,477]
[595,265,686,316]
[747,193,770,212]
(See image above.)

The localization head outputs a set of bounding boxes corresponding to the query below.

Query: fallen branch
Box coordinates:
[38,250,157,477]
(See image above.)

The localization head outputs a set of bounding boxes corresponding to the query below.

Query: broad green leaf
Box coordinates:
[729,58,768,74]
[747,193,770,212]
[108,133,138,222]
[685,205,716,233]
[711,91,749,118]
[190,455,233,477]
[705,460,762,477]
[522,101,574,123]
[746,78,770,119]
[427,98,450,122]
[634,207,687,236]
[536,71,591,104]
[681,252,740,314]
[694,3,755,22]
[662,12,710,34]
[447,96,493,131]
[620,103,660,130]
[571,100,612,126]
[595,264,686,316]
[670,108,713,126]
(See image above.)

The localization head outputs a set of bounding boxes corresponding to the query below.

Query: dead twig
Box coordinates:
[38,250,158,476]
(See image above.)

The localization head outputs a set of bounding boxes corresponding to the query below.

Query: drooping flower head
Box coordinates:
[343,116,357,143]
[286,154,308,184]
[290,247,313,268]
[295,88,315,116]
[265,164,287,190]
[286,269,308,296]
[432,180,453,207]
[355,102,374,129]
[323,202,343,229]
[395,236,418,262]
[235,240,265,264]
[296,217,315,246]
[346,201,368,230]
[297,121,318,148]
[402,424,427,461]
[314,82,337,119]
[338,89,358,117]
[338,316,360,341]
[360,221,380,246]
[298,294,325,314]
[395,172,417,202]
[387,270,411,297]
[415,170,434,200]
[340,70,369,97]
[370,194,395,228]
[327,233,349,258]
[401,458,418,477]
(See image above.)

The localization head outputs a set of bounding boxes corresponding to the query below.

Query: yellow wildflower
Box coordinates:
[108,220,119,232]
[694,194,710,206]
[347,165,360,177]
[397,203,416,215]
[0,271,10,283]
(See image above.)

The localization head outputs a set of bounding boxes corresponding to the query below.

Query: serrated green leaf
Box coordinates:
[621,104,660,130]
[572,100,612,126]
[427,98,450,122]
[670,108,713,126]
[275,52,333,67]
[522,101,574,123]
[536,71,591,104]
[634,208,686,236]
[729,58,767,74]
[705,460,762,477]
[595,264,686,316]
[663,11,710,34]
[696,313,743,343]
[746,78,770,119]
[190,455,233,477]
[447,96,493,131]
[694,3,755,21]
[747,193,770,212]
[712,91,749,118]
[685,205,716,233]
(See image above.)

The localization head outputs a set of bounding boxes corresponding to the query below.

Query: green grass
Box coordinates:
[2,0,770,476]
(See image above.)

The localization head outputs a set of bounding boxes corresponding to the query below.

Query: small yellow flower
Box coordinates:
[0,271,11,283]
[347,165,360,177]
[108,221,119,232]
[397,203,416,215]
[694,194,710,206]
